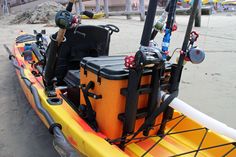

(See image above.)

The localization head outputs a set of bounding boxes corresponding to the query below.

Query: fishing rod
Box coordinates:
[161,0,178,60]
[155,0,205,134]
[123,0,179,139]
[150,2,170,41]
[152,0,178,135]
[150,0,178,61]
[44,0,76,96]
[140,0,159,47]
[169,0,202,93]
[119,0,161,148]
[56,0,75,45]
[44,0,94,96]
[142,0,178,136]
[124,0,201,144]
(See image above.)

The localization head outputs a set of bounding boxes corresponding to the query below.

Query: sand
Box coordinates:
[10,1,65,24]
[0,8,236,157]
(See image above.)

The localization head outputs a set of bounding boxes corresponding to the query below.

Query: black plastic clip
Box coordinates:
[9,54,15,60]
[48,123,62,135]
[82,81,102,99]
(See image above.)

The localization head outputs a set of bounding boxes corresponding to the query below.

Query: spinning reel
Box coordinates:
[125,42,163,69]
[185,31,205,64]
[55,10,73,29]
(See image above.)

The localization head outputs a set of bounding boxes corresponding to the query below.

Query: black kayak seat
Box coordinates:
[55,25,111,83]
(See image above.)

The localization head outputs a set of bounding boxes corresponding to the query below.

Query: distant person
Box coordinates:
[2,0,10,15]
[8,2,11,13]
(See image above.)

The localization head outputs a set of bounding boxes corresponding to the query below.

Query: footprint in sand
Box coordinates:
[211,73,221,76]
[182,80,191,84]
[0,143,5,150]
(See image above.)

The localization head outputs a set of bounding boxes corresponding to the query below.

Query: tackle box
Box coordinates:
[80,56,172,139]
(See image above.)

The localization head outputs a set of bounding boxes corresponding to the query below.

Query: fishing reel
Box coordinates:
[189,31,199,45]
[125,42,163,69]
[185,48,205,64]
[138,41,164,68]
[184,31,205,64]
[125,50,163,69]
[55,10,73,29]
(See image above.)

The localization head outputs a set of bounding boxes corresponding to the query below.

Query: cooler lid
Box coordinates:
[81,55,150,80]
[81,56,172,80]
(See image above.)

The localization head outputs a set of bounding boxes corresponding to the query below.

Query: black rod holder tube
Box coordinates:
[44,1,74,90]
[153,0,178,134]
[169,0,199,93]
[140,0,159,46]
[44,35,59,88]
[120,69,143,148]
[143,67,161,136]
[123,69,142,134]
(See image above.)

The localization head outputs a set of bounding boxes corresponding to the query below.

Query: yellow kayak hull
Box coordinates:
[12,34,236,157]
[81,12,105,19]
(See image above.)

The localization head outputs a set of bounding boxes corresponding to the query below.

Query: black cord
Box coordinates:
[170,142,236,157]
[141,116,186,157]
[107,113,184,144]
[167,48,181,61]
[222,145,236,157]
[194,128,208,157]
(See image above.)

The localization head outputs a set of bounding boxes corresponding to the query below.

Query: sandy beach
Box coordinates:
[0,4,236,157]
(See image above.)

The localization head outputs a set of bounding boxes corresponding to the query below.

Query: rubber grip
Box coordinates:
[66,2,73,12]
[82,11,94,19]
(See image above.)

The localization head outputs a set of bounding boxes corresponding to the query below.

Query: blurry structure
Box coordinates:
[2,0,10,15]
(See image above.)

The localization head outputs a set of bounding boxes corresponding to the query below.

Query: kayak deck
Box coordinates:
[10,33,236,157]
[125,112,236,157]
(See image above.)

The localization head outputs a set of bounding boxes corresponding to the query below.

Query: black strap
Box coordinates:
[82,81,95,111]
[81,81,99,131]
[9,54,15,60]
[126,91,178,144]
[143,91,178,130]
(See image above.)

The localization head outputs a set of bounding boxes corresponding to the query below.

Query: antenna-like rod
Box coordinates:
[140,0,159,47]
[170,0,200,93]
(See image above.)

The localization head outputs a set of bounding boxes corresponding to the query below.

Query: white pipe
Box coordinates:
[161,92,236,140]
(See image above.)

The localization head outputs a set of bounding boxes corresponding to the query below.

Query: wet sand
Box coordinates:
[0,13,236,157]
